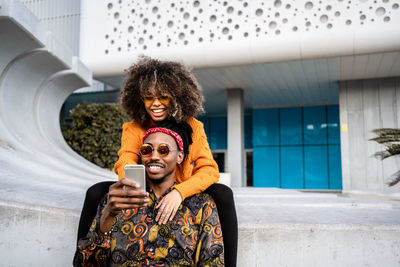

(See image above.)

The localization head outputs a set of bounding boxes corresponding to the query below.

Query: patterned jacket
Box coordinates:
[74,188,224,266]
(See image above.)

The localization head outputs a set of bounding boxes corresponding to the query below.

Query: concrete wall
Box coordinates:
[238,223,400,267]
[339,77,400,195]
[0,201,80,267]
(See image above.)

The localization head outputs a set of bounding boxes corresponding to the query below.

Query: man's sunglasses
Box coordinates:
[139,143,178,157]
[143,95,170,105]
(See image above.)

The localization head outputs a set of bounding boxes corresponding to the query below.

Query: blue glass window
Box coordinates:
[303,106,327,145]
[252,105,341,190]
[280,107,302,145]
[253,109,279,147]
[280,146,304,188]
[253,147,280,187]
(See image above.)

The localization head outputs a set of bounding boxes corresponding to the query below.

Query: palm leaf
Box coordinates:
[369,136,400,144]
[387,170,400,187]
[371,128,400,136]
[370,128,400,187]
[387,144,400,156]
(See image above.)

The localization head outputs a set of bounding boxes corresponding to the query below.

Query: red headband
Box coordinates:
[143,127,184,151]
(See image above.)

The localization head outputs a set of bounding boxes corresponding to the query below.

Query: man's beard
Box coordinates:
[147,167,175,185]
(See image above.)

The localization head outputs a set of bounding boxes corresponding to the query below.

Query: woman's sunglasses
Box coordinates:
[139,143,178,157]
[143,95,170,105]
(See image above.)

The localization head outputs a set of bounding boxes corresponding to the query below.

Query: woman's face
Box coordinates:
[143,93,171,122]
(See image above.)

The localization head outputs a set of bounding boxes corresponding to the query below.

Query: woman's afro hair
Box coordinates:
[152,119,193,160]
[120,56,204,126]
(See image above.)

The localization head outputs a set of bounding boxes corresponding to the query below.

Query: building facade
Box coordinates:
[76,0,400,195]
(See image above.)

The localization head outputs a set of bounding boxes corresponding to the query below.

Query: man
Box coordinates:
[74,120,224,266]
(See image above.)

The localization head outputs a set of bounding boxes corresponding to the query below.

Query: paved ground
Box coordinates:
[232,188,400,267]
[234,187,400,225]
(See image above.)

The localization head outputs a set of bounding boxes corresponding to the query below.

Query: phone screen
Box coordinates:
[124,164,146,190]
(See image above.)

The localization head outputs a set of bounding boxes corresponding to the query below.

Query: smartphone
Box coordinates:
[124,164,146,190]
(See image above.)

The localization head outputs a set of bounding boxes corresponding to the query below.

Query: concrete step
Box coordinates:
[233,188,400,267]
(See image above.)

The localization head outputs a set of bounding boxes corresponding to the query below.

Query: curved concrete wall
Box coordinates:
[0,0,116,210]
[0,2,116,265]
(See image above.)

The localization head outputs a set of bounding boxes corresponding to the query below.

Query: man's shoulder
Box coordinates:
[182,192,215,214]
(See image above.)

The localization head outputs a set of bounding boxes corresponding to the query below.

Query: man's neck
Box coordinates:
[148,173,175,198]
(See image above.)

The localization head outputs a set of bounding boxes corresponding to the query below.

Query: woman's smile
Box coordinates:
[151,108,167,118]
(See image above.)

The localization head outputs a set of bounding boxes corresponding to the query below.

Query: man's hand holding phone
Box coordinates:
[99,178,149,234]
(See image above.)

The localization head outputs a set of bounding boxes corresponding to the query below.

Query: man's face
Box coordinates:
[141,132,184,184]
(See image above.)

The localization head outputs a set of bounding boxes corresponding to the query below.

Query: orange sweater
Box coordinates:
[113,117,220,200]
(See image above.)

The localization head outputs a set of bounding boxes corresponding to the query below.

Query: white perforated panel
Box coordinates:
[80,0,400,76]
[102,0,399,53]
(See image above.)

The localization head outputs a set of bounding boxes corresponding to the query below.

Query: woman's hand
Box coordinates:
[155,189,182,225]
[100,178,149,234]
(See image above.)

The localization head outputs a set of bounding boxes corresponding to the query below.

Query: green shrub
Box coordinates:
[62,103,129,170]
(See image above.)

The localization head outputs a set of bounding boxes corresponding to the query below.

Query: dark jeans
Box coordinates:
[77,182,238,267]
